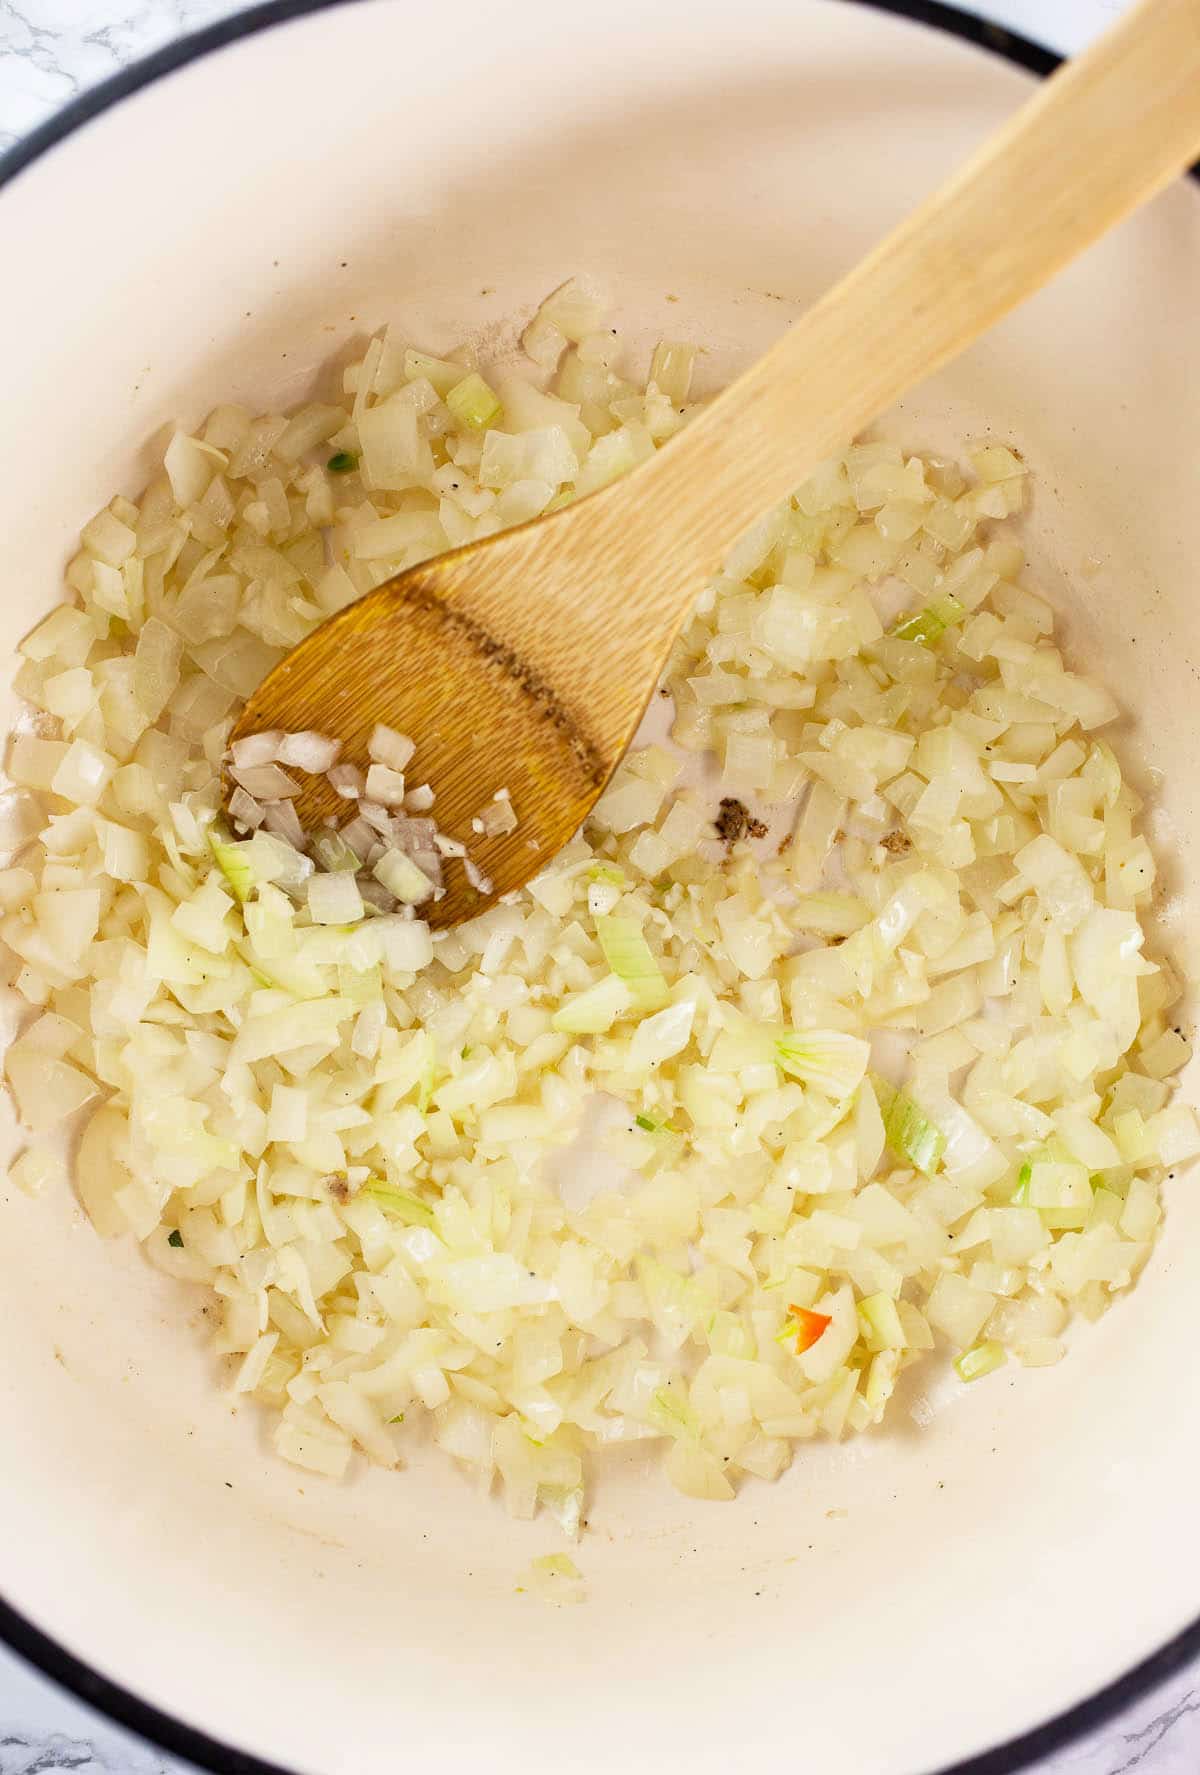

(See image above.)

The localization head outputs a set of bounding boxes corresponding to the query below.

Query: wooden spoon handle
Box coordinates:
[626,0,1200,590]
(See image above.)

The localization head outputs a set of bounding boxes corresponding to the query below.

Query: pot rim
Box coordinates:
[0,4,1195,1772]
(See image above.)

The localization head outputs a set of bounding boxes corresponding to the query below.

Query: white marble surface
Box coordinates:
[0,0,1196,1771]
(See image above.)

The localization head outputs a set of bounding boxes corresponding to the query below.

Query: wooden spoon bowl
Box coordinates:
[234,510,648,925]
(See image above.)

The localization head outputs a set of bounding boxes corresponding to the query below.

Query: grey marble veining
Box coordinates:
[0,0,237,151]
[0,0,1195,1770]
[0,1641,175,1772]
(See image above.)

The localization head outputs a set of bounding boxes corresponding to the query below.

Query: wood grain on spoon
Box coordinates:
[232,0,1200,928]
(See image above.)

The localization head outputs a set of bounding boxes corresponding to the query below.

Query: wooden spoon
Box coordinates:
[231,0,1200,928]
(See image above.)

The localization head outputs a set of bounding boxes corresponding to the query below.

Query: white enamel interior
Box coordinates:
[0,3,1198,1771]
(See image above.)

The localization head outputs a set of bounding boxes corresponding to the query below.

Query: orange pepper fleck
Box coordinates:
[788,1303,832,1354]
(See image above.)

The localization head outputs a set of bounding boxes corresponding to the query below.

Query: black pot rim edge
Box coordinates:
[0,3,1196,1773]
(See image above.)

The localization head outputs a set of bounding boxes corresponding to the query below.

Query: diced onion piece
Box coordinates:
[10,1146,65,1199]
[926,1273,994,1348]
[775,1030,869,1100]
[51,740,114,807]
[535,276,609,344]
[892,594,964,646]
[231,763,302,801]
[368,724,416,773]
[477,795,518,837]
[268,1085,309,1143]
[364,764,406,807]
[277,731,341,773]
[307,871,364,925]
[164,432,221,506]
[228,788,265,832]
[628,1000,695,1070]
[955,1340,1007,1383]
[373,850,434,905]
[446,373,502,431]
[208,830,256,903]
[312,831,361,873]
[263,800,306,849]
[595,915,668,1011]
[231,731,284,769]
[327,763,364,799]
[81,507,136,567]
[5,1046,97,1132]
[879,1084,945,1176]
[857,1292,905,1351]
[552,974,632,1035]
[358,394,423,489]
[647,342,696,406]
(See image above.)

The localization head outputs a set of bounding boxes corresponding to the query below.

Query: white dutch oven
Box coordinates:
[1,2,1197,1771]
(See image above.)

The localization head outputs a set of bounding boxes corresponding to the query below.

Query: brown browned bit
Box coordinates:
[715,797,768,847]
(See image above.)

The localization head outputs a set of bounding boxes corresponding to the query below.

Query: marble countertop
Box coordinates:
[0,0,1195,1771]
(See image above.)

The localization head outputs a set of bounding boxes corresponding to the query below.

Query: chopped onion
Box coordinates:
[364,764,407,807]
[327,762,364,800]
[553,974,633,1035]
[208,831,256,902]
[231,762,302,801]
[955,1341,1007,1383]
[878,1083,946,1177]
[595,915,668,1011]
[228,787,265,832]
[368,725,416,773]
[373,850,434,905]
[276,731,342,773]
[475,799,516,838]
[307,871,364,925]
[262,800,306,849]
[230,730,284,769]
[6,289,1185,1528]
[775,1030,870,1100]
[445,373,502,432]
